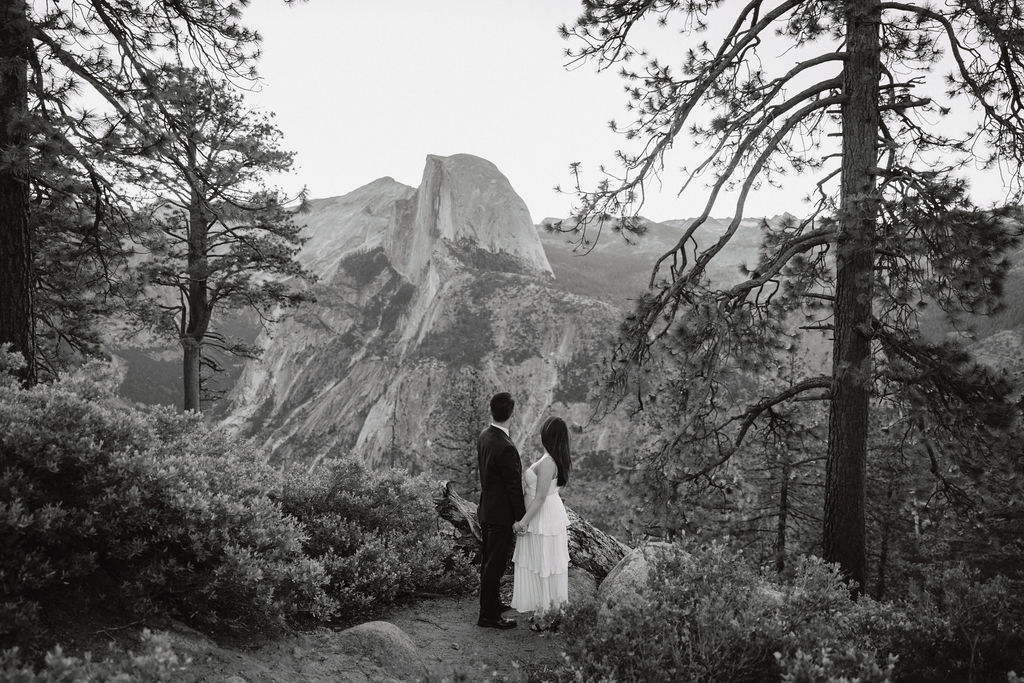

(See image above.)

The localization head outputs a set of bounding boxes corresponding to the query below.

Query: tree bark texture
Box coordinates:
[775,450,791,574]
[0,0,34,384]
[182,336,202,412]
[434,481,630,582]
[824,0,881,594]
[182,143,210,412]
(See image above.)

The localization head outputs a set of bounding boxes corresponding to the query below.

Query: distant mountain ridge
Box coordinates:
[114,153,1023,470]
[537,215,770,303]
[220,154,636,467]
[112,172,779,412]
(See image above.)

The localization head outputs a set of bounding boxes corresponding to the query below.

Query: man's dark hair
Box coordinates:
[489,392,515,422]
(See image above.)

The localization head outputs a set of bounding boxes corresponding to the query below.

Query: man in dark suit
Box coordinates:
[476,391,526,629]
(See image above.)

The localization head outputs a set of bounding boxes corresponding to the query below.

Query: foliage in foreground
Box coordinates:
[0,631,185,682]
[559,542,1024,683]
[0,351,472,653]
[278,453,477,618]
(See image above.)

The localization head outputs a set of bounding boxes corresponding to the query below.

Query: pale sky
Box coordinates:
[242,1,1012,223]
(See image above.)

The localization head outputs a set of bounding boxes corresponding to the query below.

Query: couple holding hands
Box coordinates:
[476,392,571,631]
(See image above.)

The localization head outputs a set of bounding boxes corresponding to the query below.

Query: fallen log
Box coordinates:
[434,481,630,581]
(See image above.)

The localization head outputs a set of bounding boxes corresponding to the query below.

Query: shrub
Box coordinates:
[560,542,892,683]
[562,542,783,682]
[1,352,475,653]
[778,648,897,683]
[112,410,335,630]
[0,630,186,682]
[888,566,1024,682]
[0,359,333,646]
[559,541,1024,683]
[277,454,476,618]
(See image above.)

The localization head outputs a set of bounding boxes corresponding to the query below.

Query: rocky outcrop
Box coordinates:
[296,177,415,280]
[386,154,552,286]
[222,154,637,468]
[597,542,674,611]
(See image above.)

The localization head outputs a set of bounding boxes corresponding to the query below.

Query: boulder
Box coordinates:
[325,621,427,683]
[597,542,675,611]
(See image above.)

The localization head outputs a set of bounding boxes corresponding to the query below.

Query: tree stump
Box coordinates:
[433,481,630,581]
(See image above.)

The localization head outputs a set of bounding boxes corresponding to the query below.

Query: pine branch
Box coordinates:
[732,376,834,446]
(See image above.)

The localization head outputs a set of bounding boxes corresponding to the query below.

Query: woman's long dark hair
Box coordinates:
[541,416,571,487]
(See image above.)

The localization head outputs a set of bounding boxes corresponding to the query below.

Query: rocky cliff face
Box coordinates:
[296,176,416,278]
[386,154,552,286]
[222,154,631,469]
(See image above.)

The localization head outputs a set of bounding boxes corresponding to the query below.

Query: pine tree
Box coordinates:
[426,367,489,497]
[0,0,298,385]
[562,0,1024,592]
[0,0,33,384]
[627,331,827,566]
[30,162,129,378]
[128,67,312,412]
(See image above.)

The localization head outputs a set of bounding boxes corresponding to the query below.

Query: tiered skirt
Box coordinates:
[510,493,570,612]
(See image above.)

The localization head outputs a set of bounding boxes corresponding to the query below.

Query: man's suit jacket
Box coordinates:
[477,425,526,526]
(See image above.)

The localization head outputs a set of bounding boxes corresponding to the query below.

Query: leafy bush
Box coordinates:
[561,542,814,682]
[278,454,476,618]
[0,630,186,682]
[113,410,335,630]
[1,350,476,655]
[887,566,1024,682]
[0,357,332,645]
[778,647,896,683]
[560,541,1024,683]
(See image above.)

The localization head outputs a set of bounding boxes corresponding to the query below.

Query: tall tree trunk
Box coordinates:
[874,510,890,599]
[824,0,881,595]
[873,474,896,599]
[182,336,202,411]
[182,142,210,412]
[775,448,791,574]
[0,0,34,384]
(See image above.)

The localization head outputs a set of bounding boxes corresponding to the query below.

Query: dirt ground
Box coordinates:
[140,592,566,683]
[40,574,568,682]
[387,594,566,681]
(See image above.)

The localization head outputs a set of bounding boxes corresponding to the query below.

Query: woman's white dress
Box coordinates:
[511,453,570,612]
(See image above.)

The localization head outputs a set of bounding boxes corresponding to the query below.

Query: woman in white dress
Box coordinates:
[510,416,571,630]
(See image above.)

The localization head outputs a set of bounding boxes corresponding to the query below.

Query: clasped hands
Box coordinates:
[512,520,527,535]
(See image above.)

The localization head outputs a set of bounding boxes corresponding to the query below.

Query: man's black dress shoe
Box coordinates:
[477,616,517,629]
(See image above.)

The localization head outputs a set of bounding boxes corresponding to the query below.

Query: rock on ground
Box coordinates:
[160,620,426,683]
[328,620,428,682]
[597,542,675,612]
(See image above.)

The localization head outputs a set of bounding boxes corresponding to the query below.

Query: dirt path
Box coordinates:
[153,593,566,682]
[387,595,566,681]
